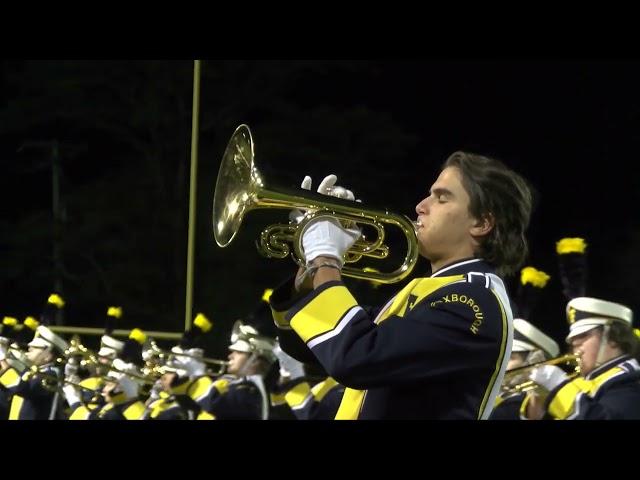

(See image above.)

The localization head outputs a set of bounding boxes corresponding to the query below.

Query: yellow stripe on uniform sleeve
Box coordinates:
[211,378,230,396]
[9,395,25,420]
[0,367,21,388]
[311,377,339,402]
[284,382,312,408]
[290,285,358,343]
[123,401,147,420]
[189,376,215,401]
[69,405,93,420]
[197,410,216,420]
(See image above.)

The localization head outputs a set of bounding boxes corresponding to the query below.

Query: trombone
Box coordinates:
[501,352,581,395]
[212,124,420,284]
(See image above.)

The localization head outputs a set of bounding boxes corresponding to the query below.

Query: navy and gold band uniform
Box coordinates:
[204,374,268,420]
[145,375,218,420]
[271,258,514,420]
[534,355,640,420]
[1,364,65,420]
[64,376,108,420]
[271,376,345,420]
[490,392,527,420]
[92,398,147,420]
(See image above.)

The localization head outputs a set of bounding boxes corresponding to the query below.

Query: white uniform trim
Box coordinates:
[307,306,364,349]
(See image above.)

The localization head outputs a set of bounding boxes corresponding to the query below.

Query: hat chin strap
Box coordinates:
[595,324,611,369]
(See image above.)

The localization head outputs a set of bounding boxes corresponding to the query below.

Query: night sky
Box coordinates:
[1,60,638,355]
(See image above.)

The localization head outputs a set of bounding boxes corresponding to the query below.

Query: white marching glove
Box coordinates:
[302,217,361,267]
[273,344,305,380]
[148,379,163,402]
[289,176,313,223]
[529,365,569,392]
[289,174,358,224]
[0,337,9,362]
[62,384,82,407]
[64,360,79,379]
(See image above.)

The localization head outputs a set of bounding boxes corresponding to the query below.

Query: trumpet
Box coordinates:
[212,124,420,284]
[146,340,228,376]
[26,363,104,395]
[501,353,581,395]
[61,339,158,386]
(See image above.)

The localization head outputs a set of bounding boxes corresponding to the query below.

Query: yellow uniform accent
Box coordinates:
[189,376,216,401]
[548,368,624,419]
[197,410,216,420]
[311,377,339,402]
[80,376,103,391]
[69,405,93,420]
[149,397,179,418]
[123,401,146,420]
[333,274,489,420]
[0,367,21,388]
[290,286,359,342]
[284,382,312,408]
[9,395,24,420]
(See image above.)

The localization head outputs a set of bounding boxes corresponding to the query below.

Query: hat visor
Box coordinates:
[512,339,537,352]
[565,320,607,342]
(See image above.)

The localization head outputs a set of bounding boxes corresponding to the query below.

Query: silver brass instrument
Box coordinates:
[212,124,419,284]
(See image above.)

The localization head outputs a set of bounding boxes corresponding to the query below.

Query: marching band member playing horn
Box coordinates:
[64,328,148,420]
[271,151,533,419]
[205,320,276,420]
[523,238,640,420]
[68,305,127,414]
[146,313,217,420]
[1,294,69,420]
[271,343,345,420]
[490,266,559,420]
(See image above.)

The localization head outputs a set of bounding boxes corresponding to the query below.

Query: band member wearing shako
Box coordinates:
[490,266,559,419]
[203,320,276,420]
[0,294,69,420]
[146,313,217,420]
[64,328,148,420]
[523,238,640,419]
[270,342,344,420]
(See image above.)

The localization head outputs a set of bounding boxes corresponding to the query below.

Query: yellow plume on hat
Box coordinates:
[262,289,274,302]
[194,313,212,333]
[47,293,65,308]
[520,266,550,288]
[556,238,587,255]
[129,328,147,345]
[107,306,123,318]
[3,316,18,327]
[24,317,39,331]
